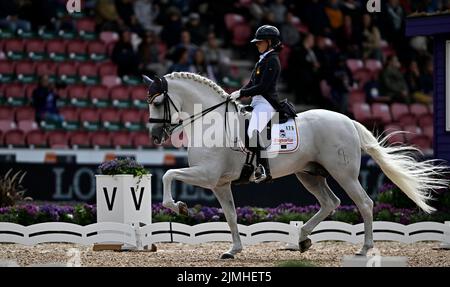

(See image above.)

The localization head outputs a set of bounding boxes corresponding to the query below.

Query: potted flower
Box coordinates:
[95,158,154,251]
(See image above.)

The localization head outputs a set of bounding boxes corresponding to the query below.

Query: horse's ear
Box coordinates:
[142,75,154,86]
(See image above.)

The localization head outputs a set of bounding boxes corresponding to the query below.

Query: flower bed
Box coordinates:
[1,202,449,226]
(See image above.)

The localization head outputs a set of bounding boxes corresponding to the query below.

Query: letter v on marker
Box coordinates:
[103,187,117,211]
[131,187,145,210]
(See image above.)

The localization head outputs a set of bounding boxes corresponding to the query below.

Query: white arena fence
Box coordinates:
[0,221,449,248]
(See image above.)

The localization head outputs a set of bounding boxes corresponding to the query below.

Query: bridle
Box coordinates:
[146,76,236,140]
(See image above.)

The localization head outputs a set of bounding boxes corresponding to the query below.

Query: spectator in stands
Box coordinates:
[115,0,144,35]
[382,0,405,60]
[168,47,190,73]
[133,0,159,32]
[269,0,287,25]
[280,12,300,47]
[202,32,230,84]
[363,74,385,103]
[416,58,433,104]
[0,0,31,32]
[138,31,166,77]
[173,30,198,65]
[249,0,269,24]
[31,75,63,124]
[160,7,183,48]
[184,13,208,46]
[405,60,422,95]
[95,0,124,31]
[361,13,382,61]
[288,33,321,105]
[189,49,216,82]
[379,55,411,103]
[324,0,344,37]
[112,30,140,77]
[329,55,353,114]
[299,0,330,36]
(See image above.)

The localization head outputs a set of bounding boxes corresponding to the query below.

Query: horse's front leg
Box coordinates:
[213,183,242,259]
[162,166,218,214]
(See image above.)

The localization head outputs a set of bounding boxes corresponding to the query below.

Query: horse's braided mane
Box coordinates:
[165,72,229,99]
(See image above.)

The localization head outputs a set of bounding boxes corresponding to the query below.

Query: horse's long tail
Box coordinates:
[352,120,449,213]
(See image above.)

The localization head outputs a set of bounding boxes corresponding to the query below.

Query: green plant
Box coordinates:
[0,169,27,208]
[98,158,148,177]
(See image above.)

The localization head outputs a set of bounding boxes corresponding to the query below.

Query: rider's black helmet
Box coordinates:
[251,25,281,48]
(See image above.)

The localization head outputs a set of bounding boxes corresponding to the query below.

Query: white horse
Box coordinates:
[144,72,448,259]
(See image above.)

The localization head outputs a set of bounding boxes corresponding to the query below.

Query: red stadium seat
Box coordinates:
[371,103,392,125]
[122,109,143,131]
[60,107,80,122]
[79,108,100,130]
[15,61,35,75]
[110,86,130,108]
[47,131,69,148]
[409,103,429,117]
[320,80,331,99]
[352,103,373,126]
[36,61,57,77]
[132,132,153,148]
[69,131,91,148]
[112,131,132,148]
[87,41,107,58]
[17,120,38,133]
[423,125,433,139]
[67,40,87,55]
[0,107,14,120]
[349,90,366,104]
[391,103,409,122]
[0,120,16,132]
[15,107,35,121]
[4,39,24,53]
[91,131,112,148]
[98,62,118,76]
[384,124,405,144]
[89,85,110,107]
[101,108,121,130]
[24,84,37,100]
[100,31,119,45]
[76,18,96,33]
[364,59,382,74]
[101,75,121,88]
[346,59,364,74]
[4,83,26,105]
[418,114,433,128]
[26,39,46,60]
[403,125,422,142]
[57,62,78,77]
[409,135,431,151]
[398,114,416,127]
[130,86,148,109]
[46,40,67,61]
[0,61,15,82]
[68,85,89,107]
[4,129,25,146]
[78,62,98,77]
[26,130,47,147]
[0,131,3,146]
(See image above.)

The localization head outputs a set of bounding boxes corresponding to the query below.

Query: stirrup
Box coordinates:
[254,164,271,183]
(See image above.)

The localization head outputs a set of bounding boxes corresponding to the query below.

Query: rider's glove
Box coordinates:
[229,90,241,101]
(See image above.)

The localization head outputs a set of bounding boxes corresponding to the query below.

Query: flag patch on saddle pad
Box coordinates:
[267,118,299,154]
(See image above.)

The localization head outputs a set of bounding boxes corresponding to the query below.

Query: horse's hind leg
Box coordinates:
[295,172,341,252]
[213,183,242,259]
[332,175,374,256]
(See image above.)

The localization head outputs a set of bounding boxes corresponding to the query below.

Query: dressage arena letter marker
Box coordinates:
[103,187,117,211]
[130,187,145,211]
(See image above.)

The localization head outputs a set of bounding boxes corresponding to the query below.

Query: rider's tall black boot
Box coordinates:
[254,132,272,184]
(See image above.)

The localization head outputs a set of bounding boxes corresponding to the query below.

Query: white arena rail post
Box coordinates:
[440,221,450,249]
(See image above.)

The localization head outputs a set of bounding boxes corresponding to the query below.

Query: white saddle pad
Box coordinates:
[266,118,299,154]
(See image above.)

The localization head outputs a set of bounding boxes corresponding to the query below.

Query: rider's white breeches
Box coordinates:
[247,95,276,139]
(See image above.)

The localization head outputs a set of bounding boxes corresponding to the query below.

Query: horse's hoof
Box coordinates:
[299,238,312,253]
[220,253,235,259]
[177,201,189,216]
